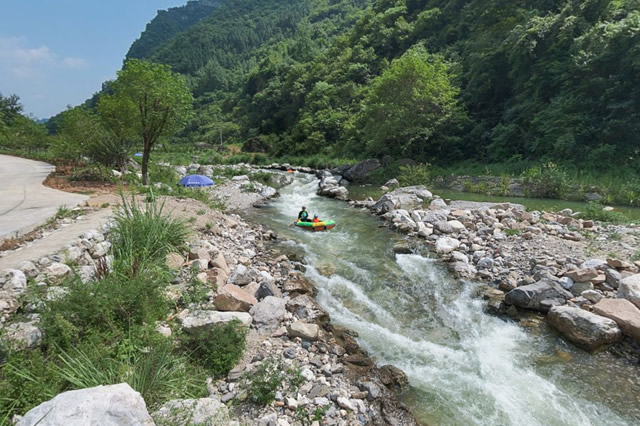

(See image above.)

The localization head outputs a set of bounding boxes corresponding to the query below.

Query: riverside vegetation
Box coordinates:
[0,170,416,425]
[0,194,247,421]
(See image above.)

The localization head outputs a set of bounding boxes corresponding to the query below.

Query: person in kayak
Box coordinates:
[298,206,310,222]
[313,215,320,223]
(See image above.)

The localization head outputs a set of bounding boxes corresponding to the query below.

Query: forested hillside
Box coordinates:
[126,0,225,60]
[132,0,639,171]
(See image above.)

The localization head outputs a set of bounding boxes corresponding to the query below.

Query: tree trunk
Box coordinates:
[141,142,152,185]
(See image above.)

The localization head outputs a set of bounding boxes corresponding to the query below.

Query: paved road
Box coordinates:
[0,208,112,270]
[0,155,88,239]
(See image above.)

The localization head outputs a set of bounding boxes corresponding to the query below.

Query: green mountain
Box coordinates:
[130,0,639,170]
[126,0,226,60]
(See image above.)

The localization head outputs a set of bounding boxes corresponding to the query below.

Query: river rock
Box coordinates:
[392,241,412,254]
[18,261,39,279]
[287,294,330,324]
[548,306,621,350]
[605,268,622,288]
[283,275,314,296]
[434,220,453,234]
[250,296,287,332]
[0,269,27,296]
[45,263,72,283]
[448,220,465,232]
[0,291,20,321]
[16,383,154,426]
[179,310,252,333]
[581,290,603,304]
[166,253,184,270]
[255,280,282,299]
[579,259,607,270]
[435,237,460,254]
[342,159,381,182]
[288,321,320,341]
[618,274,640,309]
[565,268,598,283]
[592,298,640,342]
[91,241,111,258]
[384,178,400,188]
[504,280,573,312]
[226,265,249,286]
[607,258,634,270]
[215,284,257,312]
[151,397,229,426]
[3,321,43,349]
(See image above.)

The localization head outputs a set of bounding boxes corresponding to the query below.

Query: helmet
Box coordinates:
[314,214,318,218]
[302,206,306,209]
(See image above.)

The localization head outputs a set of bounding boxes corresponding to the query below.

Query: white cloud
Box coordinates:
[0,36,88,79]
[61,56,88,69]
[0,36,91,117]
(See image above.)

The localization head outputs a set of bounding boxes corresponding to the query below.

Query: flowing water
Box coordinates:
[250,173,640,425]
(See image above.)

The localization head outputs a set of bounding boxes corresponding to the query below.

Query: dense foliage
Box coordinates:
[125,0,638,174]
[0,93,50,157]
[104,59,194,184]
[126,0,225,60]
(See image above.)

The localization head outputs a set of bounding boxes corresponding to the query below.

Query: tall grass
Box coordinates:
[0,193,246,420]
[111,192,189,275]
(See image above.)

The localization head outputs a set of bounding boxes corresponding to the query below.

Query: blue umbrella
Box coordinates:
[179,174,214,187]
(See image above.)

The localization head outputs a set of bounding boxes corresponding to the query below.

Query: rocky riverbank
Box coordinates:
[348,183,640,354]
[1,166,417,426]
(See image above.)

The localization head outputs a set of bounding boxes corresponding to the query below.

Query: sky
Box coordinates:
[1,0,188,119]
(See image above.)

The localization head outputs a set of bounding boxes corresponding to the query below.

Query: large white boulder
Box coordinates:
[250,296,287,332]
[16,383,154,426]
[548,306,621,350]
[288,321,320,341]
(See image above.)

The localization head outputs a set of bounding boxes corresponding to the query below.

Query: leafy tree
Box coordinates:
[358,49,459,157]
[104,59,193,184]
[0,93,23,125]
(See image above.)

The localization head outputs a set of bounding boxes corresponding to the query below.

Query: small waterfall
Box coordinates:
[252,173,638,425]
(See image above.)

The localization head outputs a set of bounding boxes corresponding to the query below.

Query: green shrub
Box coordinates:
[111,193,189,274]
[577,202,628,224]
[0,350,63,422]
[243,358,306,406]
[41,273,169,350]
[398,163,431,187]
[181,320,247,378]
[69,164,116,183]
[521,162,569,198]
[244,358,285,406]
[505,229,521,236]
[251,171,274,185]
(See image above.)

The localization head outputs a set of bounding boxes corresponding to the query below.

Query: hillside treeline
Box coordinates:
[126,0,638,170]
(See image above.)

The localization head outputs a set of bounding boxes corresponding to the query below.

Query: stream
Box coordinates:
[251,173,640,425]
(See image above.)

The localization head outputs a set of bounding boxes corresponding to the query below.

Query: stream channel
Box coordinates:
[250,173,640,425]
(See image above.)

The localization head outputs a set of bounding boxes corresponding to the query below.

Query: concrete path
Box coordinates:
[0,208,113,270]
[0,155,87,239]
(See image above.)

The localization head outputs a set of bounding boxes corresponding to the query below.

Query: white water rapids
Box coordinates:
[251,174,639,425]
